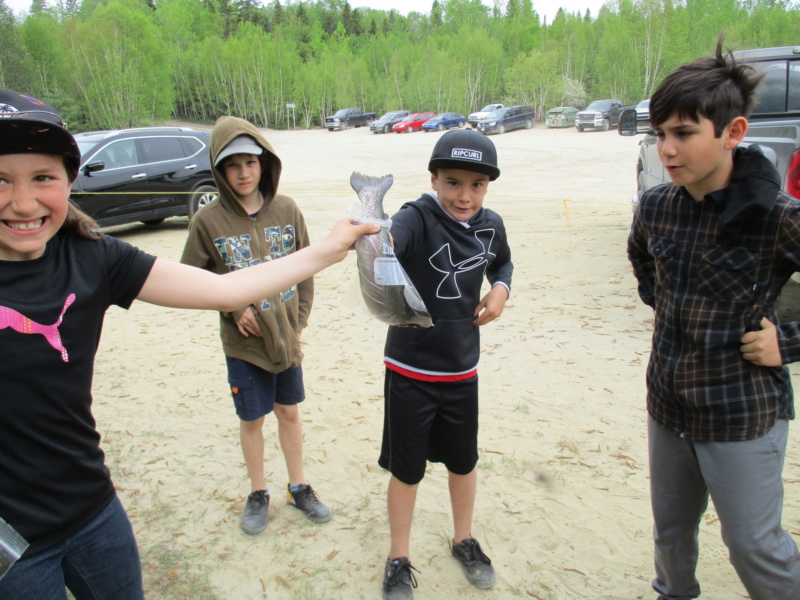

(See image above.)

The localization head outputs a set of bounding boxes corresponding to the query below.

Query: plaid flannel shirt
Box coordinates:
[628,165,800,441]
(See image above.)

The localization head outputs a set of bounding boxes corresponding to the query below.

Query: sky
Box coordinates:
[5,0,608,24]
[353,0,607,24]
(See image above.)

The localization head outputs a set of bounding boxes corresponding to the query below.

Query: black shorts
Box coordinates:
[379,368,479,485]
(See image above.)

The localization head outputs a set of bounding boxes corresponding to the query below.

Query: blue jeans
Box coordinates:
[0,495,144,600]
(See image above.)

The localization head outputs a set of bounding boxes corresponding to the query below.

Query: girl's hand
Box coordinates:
[322,218,380,261]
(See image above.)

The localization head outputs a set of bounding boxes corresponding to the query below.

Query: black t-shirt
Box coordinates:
[0,230,156,557]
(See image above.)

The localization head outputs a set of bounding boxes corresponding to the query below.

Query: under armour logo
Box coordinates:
[0,294,75,362]
[428,229,496,299]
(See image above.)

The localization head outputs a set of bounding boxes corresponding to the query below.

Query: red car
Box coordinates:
[392,112,435,133]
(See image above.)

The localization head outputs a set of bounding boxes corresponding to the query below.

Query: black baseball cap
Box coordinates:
[428,128,500,181]
[0,89,81,173]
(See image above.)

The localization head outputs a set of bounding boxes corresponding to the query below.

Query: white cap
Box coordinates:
[215,134,263,166]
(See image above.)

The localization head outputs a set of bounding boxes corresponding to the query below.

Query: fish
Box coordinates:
[349,172,433,328]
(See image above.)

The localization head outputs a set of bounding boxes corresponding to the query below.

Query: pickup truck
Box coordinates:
[324,108,376,131]
[619,45,800,208]
[576,99,628,132]
[467,103,504,128]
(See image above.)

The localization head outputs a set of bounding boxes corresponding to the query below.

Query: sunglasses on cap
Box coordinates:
[0,109,66,127]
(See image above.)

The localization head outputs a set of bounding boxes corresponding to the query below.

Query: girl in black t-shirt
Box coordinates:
[0,89,376,599]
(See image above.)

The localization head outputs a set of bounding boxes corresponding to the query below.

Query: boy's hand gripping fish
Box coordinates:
[349,172,433,328]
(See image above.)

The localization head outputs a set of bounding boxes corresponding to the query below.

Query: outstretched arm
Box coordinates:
[136,218,378,311]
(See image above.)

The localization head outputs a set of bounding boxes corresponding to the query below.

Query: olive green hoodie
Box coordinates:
[180,115,313,373]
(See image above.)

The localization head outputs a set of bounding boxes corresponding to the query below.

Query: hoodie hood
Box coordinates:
[712,145,782,238]
[210,116,282,216]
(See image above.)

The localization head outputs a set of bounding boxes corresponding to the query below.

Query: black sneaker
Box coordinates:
[286,484,332,523]
[382,557,419,600]
[241,490,269,535]
[451,537,496,589]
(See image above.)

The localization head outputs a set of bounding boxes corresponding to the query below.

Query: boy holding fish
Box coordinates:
[377,129,513,599]
[181,116,332,536]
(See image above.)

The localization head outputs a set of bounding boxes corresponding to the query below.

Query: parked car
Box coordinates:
[392,112,436,133]
[575,99,626,132]
[70,127,218,227]
[370,110,410,133]
[545,106,578,128]
[467,103,504,128]
[476,104,535,135]
[324,108,376,131]
[422,112,467,132]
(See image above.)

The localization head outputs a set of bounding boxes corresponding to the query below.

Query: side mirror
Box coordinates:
[83,162,105,175]
[618,108,639,136]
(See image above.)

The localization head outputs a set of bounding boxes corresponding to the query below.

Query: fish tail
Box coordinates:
[350,171,394,196]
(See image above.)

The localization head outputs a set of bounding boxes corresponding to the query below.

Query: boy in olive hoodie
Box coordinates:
[181,116,331,535]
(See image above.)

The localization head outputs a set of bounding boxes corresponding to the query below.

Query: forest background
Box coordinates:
[0,0,798,132]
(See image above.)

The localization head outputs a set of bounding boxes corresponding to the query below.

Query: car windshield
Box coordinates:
[433,114,447,119]
[401,115,415,122]
[585,101,610,111]
[636,100,650,110]
[479,105,497,112]
[382,112,403,119]
[486,110,506,119]
[334,109,350,117]
[77,140,102,156]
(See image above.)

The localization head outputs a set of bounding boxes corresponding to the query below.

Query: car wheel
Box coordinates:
[577,125,585,132]
[602,118,610,131]
[525,119,533,129]
[384,124,391,133]
[497,124,506,134]
[141,218,165,225]
[437,123,444,131]
[188,185,218,219]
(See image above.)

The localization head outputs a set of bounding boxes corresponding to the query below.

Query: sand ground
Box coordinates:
[90,122,800,599]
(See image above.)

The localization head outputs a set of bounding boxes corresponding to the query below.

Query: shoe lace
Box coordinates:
[386,560,419,589]
[245,492,268,513]
[460,538,492,565]
[294,485,320,506]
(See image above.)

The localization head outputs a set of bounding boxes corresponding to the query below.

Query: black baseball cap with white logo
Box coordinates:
[0,89,81,173]
[428,128,500,181]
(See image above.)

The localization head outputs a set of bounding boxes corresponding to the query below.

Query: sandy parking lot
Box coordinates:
[91,123,800,599]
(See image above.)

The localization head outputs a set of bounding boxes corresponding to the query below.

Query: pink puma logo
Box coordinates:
[0,294,75,362]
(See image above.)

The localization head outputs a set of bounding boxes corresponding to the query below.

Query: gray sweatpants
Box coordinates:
[648,416,800,600]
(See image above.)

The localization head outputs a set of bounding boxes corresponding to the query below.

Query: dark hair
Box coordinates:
[61,158,102,240]
[649,37,765,137]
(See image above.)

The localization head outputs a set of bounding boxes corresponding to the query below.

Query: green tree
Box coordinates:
[66,1,174,128]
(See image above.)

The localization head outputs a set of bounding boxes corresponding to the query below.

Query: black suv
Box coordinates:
[70,127,218,227]
[476,104,535,134]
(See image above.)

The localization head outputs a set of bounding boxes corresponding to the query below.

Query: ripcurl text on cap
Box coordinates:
[428,128,500,181]
[0,89,81,173]
[215,134,264,166]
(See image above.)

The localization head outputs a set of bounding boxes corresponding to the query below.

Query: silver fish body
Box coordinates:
[350,172,432,328]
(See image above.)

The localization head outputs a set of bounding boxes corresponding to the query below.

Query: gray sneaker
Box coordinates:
[241,490,269,535]
[381,557,419,600]
[286,484,332,523]
[451,537,496,589]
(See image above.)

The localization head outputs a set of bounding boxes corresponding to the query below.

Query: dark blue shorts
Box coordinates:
[225,357,304,422]
[379,369,479,485]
